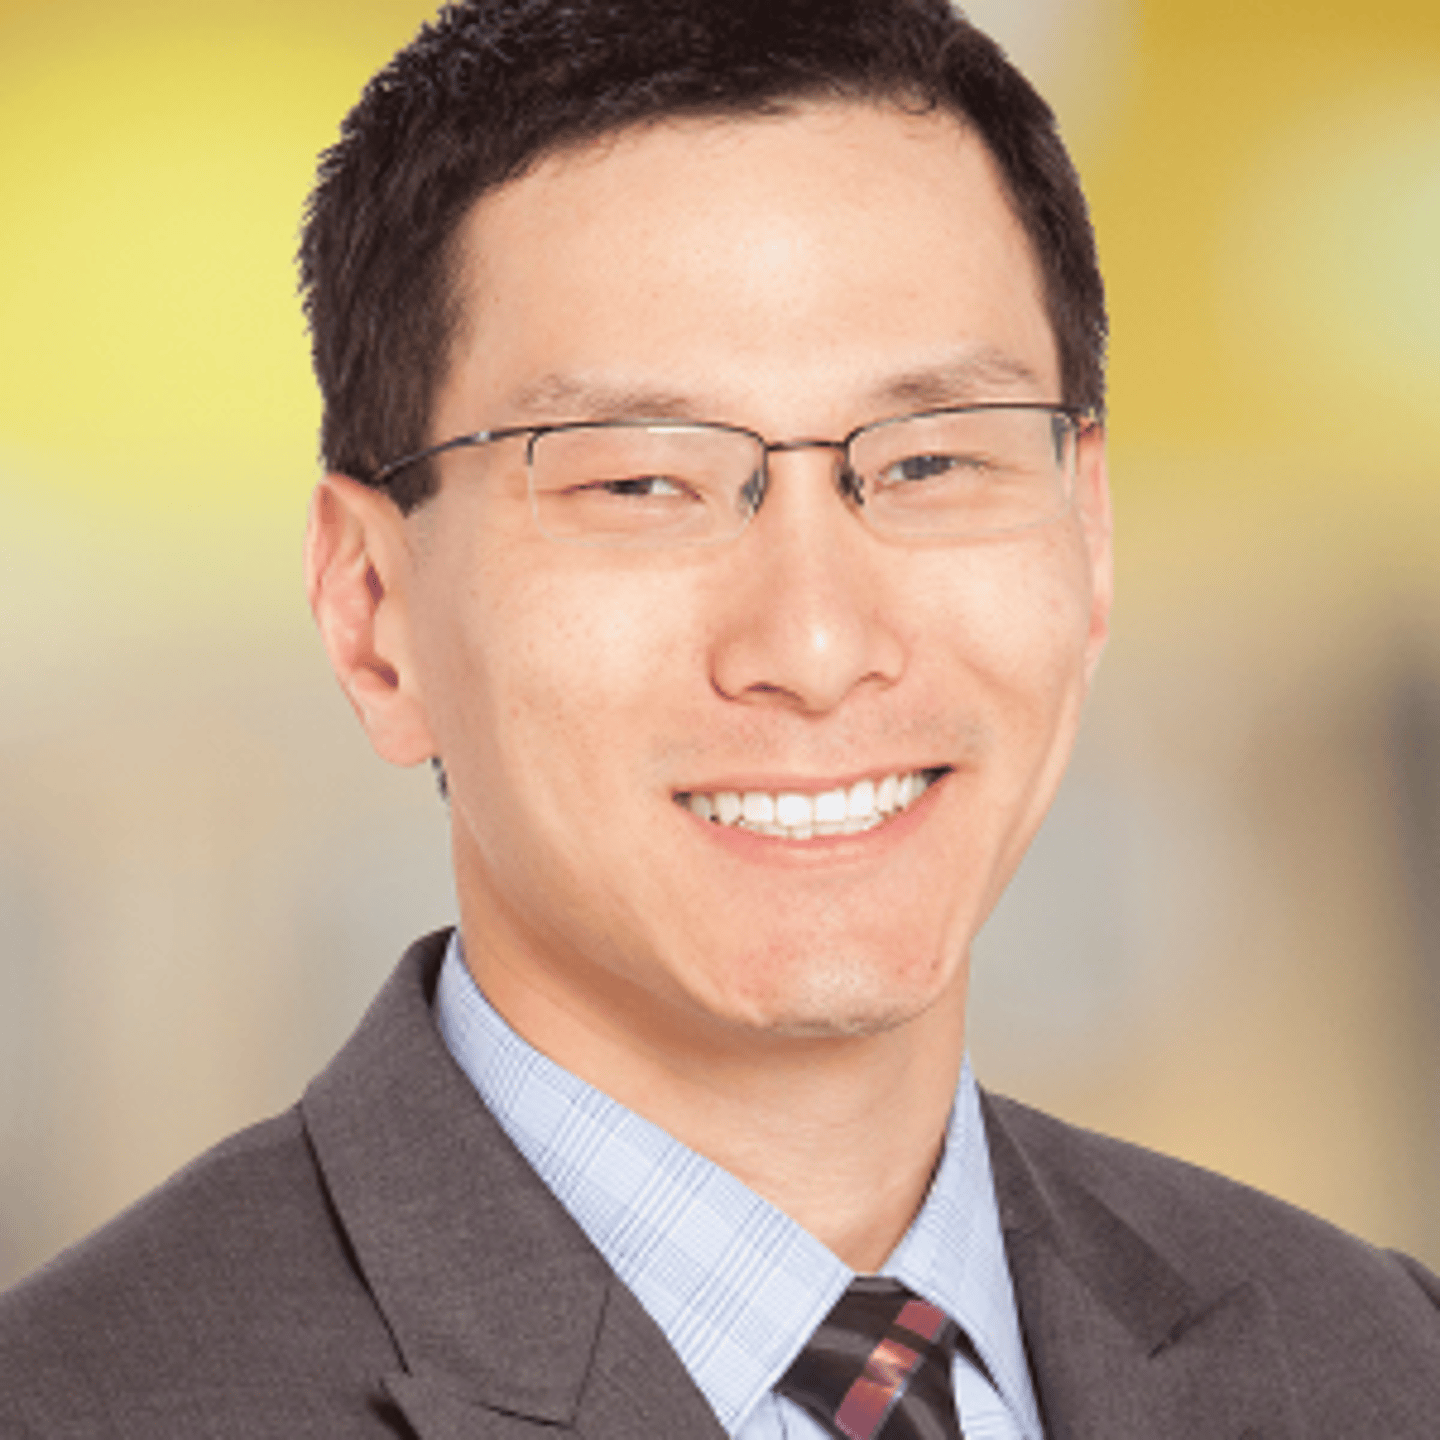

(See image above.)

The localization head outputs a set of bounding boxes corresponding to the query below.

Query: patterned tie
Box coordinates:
[777,1277,965,1440]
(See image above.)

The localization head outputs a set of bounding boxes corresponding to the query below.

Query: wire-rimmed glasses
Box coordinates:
[369,402,1095,547]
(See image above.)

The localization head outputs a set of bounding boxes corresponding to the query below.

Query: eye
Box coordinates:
[589,474,690,498]
[558,473,701,504]
[879,450,988,486]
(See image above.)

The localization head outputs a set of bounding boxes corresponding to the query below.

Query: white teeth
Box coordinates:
[776,792,812,827]
[846,778,874,819]
[680,770,942,840]
[715,791,743,825]
[742,792,775,825]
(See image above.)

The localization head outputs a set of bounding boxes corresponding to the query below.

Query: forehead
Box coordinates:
[440,101,1058,433]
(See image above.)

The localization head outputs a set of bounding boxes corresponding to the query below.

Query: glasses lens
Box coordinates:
[529,423,760,546]
[850,407,1076,539]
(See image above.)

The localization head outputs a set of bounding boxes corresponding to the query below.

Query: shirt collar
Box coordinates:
[883,1052,1042,1437]
[435,932,1040,1437]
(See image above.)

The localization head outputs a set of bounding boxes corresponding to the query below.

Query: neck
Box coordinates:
[669,1024,965,1271]
[464,933,968,1272]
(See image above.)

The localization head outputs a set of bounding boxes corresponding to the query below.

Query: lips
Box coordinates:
[674,768,949,840]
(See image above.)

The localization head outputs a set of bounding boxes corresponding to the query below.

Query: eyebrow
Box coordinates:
[505,347,1048,426]
[506,374,705,422]
[868,349,1046,410]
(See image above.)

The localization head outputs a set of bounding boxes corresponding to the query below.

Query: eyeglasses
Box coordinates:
[370,402,1095,547]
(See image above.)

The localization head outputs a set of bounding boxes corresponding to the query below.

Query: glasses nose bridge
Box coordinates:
[746,435,856,519]
[764,436,847,459]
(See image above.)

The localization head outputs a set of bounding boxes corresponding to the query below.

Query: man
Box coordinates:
[1,1,1436,1435]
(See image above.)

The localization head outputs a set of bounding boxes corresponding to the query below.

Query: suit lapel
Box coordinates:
[982,1094,1304,1440]
[300,936,1311,1438]
[302,932,727,1440]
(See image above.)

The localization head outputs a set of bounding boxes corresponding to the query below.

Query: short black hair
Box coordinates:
[300,0,1106,512]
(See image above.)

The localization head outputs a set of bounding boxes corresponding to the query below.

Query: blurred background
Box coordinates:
[1,0,1437,1287]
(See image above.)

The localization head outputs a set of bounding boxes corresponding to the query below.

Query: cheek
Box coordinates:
[925,532,1095,700]
[439,559,703,799]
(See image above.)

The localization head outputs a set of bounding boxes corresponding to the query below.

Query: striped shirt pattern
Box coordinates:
[434,934,1043,1439]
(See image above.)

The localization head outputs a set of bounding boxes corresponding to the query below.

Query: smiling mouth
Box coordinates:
[674,768,950,840]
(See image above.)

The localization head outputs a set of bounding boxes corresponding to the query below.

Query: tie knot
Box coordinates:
[777,1277,963,1440]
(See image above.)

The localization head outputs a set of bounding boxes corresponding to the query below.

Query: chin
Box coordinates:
[719,948,956,1040]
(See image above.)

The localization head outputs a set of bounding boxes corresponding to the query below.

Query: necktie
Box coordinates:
[777,1277,964,1440]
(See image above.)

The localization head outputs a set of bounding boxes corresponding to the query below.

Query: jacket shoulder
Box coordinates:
[985,1091,1440,1302]
[0,1108,402,1436]
[983,1088,1440,1424]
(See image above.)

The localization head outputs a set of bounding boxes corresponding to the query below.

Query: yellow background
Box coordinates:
[2,0,1437,1285]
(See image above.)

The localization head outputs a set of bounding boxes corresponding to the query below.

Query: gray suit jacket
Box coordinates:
[2,930,1438,1438]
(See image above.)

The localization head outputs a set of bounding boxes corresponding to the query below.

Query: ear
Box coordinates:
[304,473,437,767]
[1074,421,1114,686]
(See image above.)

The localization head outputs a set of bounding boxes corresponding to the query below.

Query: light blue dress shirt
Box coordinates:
[435,934,1043,1439]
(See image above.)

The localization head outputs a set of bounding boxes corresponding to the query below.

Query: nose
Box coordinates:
[708,448,906,714]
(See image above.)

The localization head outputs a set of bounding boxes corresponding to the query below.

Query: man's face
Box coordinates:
[389,102,1111,1056]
